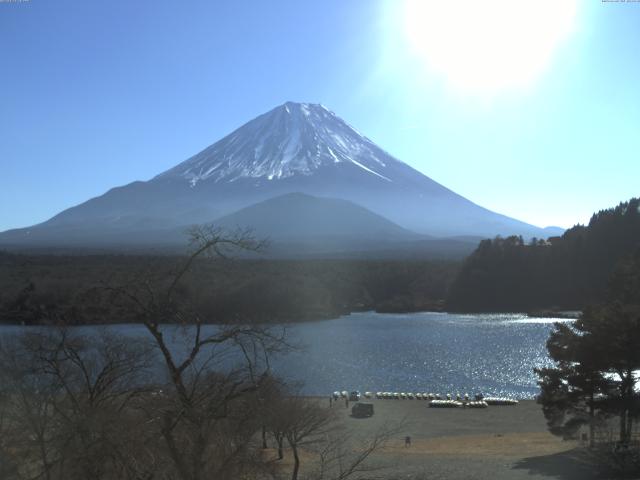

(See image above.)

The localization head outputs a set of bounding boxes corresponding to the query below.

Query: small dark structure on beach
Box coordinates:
[351,402,374,418]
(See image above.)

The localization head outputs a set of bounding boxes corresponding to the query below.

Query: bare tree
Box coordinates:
[266,398,288,461]
[309,422,404,480]
[0,335,60,480]
[264,391,403,480]
[0,328,158,480]
[108,225,291,480]
[277,396,335,480]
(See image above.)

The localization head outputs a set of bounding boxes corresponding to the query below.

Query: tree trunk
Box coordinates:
[262,425,267,449]
[277,435,284,460]
[291,444,300,480]
[625,371,633,444]
[191,429,208,480]
[620,408,627,444]
[588,392,594,449]
[162,416,192,480]
[620,371,634,444]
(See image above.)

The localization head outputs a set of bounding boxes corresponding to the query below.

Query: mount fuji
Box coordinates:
[0,102,562,253]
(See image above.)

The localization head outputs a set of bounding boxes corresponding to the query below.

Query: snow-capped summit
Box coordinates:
[156,102,394,185]
[0,102,564,251]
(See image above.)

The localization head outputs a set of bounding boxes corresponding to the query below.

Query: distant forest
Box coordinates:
[446,198,640,312]
[3,198,639,324]
[0,253,458,325]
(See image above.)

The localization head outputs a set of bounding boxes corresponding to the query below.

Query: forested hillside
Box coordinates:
[446,198,640,312]
[0,253,458,325]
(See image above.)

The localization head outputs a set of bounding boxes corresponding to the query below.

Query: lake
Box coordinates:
[0,312,571,399]
[275,312,569,399]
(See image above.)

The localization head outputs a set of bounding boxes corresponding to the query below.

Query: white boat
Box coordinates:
[483,397,519,406]
[466,401,489,408]
[429,399,463,408]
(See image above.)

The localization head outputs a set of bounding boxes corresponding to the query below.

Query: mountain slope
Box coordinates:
[215,192,419,240]
[212,193,482,259]
[0,102,561,250]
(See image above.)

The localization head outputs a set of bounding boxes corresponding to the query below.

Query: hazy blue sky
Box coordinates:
[1,0,639,231]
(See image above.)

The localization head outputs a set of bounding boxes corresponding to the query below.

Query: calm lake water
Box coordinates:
[0,312,572,399]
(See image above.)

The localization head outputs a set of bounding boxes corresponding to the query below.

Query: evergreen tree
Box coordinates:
[535,319,610,446]
[536,249,640,446]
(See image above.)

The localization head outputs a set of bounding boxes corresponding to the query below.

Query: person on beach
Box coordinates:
[345,398,349,408]
[405,436,411,447]
[330,396,333,407]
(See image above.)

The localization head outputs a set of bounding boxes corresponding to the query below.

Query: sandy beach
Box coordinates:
[272,398,603,480]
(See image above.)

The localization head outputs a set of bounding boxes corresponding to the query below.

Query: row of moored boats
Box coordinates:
[428,397,519,408]
[332,390,518,407]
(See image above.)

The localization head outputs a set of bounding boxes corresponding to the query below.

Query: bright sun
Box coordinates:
[403,0,578,93]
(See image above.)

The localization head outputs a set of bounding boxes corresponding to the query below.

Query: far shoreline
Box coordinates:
[0,309,581,327]
[0,309,582,327]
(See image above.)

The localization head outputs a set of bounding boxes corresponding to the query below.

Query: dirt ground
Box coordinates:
[313,398,605,480]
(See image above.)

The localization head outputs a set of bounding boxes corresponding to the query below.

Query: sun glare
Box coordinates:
[403,0,578,94]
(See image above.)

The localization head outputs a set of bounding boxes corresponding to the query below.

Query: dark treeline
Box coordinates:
[446,198,640,312]
[0,252,458,325]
